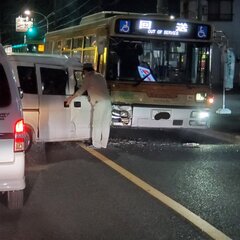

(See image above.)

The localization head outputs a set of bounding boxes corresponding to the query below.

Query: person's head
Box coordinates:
[82,63,95,75]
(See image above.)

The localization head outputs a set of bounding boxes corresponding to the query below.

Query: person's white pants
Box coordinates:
[92,100,112,148]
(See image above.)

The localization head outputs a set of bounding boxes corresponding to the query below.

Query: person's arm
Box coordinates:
[65,80,88,105]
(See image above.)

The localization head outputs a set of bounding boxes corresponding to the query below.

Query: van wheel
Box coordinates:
[24,128,32,152]
[7,190,24,209]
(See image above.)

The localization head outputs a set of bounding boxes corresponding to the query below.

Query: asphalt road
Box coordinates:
[0,127,239,240]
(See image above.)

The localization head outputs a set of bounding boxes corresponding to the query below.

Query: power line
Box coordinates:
[55,5,99,30]
[55,0,92,23]
[35,0,85,26]
[36,0,95,31]
[54,0,80,14]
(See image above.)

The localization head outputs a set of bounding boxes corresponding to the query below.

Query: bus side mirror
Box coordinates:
[97,36,106,55]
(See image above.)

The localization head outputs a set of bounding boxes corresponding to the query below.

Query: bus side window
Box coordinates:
[17,66,37,94]
[41,68,68,95]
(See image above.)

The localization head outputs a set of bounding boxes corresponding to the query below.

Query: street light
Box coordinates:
[24,9,54,33]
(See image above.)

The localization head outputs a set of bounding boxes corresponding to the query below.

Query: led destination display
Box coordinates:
[115,18,212,40]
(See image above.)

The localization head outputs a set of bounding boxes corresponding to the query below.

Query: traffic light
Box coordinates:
[26,26,40,40]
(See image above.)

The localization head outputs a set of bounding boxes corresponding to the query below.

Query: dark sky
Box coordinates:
[0,0,180,44]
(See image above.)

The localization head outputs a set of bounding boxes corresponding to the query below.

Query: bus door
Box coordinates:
[36,64,91,142]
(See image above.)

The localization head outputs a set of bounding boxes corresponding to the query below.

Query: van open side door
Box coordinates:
[36,64,91,142]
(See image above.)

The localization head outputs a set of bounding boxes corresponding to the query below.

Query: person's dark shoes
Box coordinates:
[83,140,92,146]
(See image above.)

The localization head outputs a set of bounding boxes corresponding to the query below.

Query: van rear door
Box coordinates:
[0,55,22,163]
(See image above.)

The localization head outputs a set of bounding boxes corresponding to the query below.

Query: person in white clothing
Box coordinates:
[66,63,112,149]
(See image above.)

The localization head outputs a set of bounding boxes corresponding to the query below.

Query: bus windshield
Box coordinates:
[107,37,210,85]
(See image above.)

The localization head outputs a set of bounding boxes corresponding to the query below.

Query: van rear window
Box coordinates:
[17,66,38,94]
[0,64,11,107]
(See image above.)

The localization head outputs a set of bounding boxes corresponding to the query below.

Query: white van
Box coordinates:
[7,53,92,150]
[0,45,25,209]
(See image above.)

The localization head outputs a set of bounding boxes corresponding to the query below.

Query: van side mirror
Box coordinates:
[18,87,23,99]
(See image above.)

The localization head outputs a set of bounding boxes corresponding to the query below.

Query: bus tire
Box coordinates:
[7,190,24,209]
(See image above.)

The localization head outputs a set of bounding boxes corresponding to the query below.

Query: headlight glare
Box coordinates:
[191,111,209,119]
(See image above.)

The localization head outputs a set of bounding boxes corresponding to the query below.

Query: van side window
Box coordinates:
[17,66,37,94]
[41,68,68,95]
[0,64,11,107]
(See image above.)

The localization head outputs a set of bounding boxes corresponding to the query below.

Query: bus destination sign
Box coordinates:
[115,18,211,40]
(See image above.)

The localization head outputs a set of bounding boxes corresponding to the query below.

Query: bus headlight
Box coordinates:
[112,105,132,126]
[191,111,210,119]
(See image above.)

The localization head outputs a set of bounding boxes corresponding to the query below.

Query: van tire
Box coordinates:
[24,127,32,152]
[7,190,24,209]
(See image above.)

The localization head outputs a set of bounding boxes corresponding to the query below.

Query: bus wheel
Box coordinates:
[7,190,24,209]
[24,127,32,152]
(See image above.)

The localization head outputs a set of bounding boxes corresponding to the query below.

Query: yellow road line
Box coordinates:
[80,143,232,240]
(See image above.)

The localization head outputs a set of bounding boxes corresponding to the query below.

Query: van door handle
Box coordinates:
[64,101,81,108]
[74,101,81,108]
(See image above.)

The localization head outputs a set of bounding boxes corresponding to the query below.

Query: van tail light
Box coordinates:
[14,119,25,152]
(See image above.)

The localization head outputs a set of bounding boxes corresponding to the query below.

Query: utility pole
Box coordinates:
[53,0,57,30]
[197,0,202,20]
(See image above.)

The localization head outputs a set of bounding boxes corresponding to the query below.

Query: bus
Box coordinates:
[45,11,214,129]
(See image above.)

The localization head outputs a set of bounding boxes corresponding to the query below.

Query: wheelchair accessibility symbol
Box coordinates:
[119,20,131,33]
[197,25,208,38]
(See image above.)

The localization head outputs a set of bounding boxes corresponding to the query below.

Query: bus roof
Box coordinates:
[45,11,213,40]
[45,11,172,37]
[79,11,169,26]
